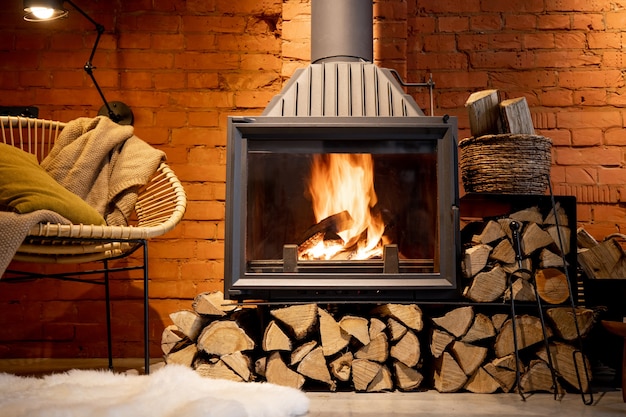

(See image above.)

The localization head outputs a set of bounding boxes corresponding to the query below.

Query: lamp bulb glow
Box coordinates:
[30,7,55,19]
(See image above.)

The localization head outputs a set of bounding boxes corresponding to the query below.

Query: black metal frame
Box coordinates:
[225,115,460,302]
[1,237,150,374]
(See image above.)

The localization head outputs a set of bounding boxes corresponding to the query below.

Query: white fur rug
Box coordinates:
[0,364,309,417]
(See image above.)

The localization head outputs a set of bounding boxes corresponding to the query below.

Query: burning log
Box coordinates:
[297,211,354,259]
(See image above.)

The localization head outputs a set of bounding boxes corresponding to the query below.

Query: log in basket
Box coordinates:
[459,133,552,195]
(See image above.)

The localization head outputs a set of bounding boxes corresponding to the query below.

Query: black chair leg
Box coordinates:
[142,241,150,374]
[104,259,113,370]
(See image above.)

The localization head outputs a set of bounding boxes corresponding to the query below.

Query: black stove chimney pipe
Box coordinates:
[311,0,373,64]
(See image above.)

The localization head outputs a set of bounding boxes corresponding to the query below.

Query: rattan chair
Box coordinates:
[0,116,187,373]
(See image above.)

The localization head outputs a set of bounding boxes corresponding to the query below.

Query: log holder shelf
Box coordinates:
[464,188,593,405]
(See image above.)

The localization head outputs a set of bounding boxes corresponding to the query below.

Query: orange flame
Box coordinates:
[306,153,385,260]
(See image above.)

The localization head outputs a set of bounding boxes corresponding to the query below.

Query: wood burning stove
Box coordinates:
[225,116,459,301]
[224,0,460,301]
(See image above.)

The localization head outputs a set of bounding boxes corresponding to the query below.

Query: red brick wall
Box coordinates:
[0,0,625,359]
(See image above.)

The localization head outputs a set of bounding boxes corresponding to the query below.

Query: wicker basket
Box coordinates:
[459,134,552,195]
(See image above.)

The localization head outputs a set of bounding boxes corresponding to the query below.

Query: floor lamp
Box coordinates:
[23,0,134,125]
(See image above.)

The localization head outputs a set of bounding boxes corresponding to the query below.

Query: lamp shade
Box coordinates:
[24,0,68,21]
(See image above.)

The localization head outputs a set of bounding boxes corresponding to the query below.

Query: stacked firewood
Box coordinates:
[162,291,596,394]
[430,305,595,394]
[452,200,599,394]
[162,293,426,392]
[460,203,572,305]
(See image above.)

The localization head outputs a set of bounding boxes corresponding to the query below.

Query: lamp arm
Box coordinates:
[65,0,119,122]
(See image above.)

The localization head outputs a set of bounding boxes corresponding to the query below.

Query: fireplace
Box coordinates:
[224,0,460,302]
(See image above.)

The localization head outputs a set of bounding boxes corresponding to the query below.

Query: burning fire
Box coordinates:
[300,153,386,260]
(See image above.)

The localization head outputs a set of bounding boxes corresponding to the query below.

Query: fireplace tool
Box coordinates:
[509,220,559,400]
[547,181,594,405]
[509,206,593,405]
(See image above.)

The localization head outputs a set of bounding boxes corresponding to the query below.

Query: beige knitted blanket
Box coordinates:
[41,116,165,226]
[0,210,70,277]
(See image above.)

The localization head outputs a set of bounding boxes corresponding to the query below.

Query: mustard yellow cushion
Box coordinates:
[0,143,106,225]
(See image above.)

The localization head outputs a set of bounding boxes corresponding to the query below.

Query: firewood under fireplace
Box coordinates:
[163,291,596,394]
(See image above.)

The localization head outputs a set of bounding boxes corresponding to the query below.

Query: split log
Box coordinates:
[462,244,491,278]
[576,227,598,249]
[196,320,255,356]
[161,324,187,355]
[464,367,501,394]
[462,313,496,343]
[483,360,517,393]
[265,351,305,389]
[164,343,197,367]
[355,333,389,363]
[430,329,455,359]
[465,89,501,137]
[535,268,570,304]
[546,307,595,341]
[387,317,408,342]
[494,315,552,358]
[329,351,353,382]
[369,317,386,340]
[221,351,252,381]
[169,310,207,341]
[297,346,336,390]
[490,239,515,265]
[432,306,474,338]
[504,277,536,302]
[192,291,236,316]
[262,320,292,351]
[539,248,566,268]
[367,365,393,392]
[451,341,488,377]
[544,202,569,227]
[546,226,570,255]
[537,341,591,392]
[509,206,543,225]
[196,358,243,382]
[471,220,505,245]
[434,352,468,393]
[290,340,317,366]
[491,314,509,331]
[497,218,514,240]
[463,266,507,303]
[492,354,518,371]
[318,307,351,356]
[270,304,318,340]
[390,330,420,367]
[393,361,424,391]
[371,304,423,331]
[499,96,535,135]
[521,222,553,256]
[352,359,381,391]
[520,359,555,393]
[501,257,532,275]
[577,236,626,279]
[339,315,370,345]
